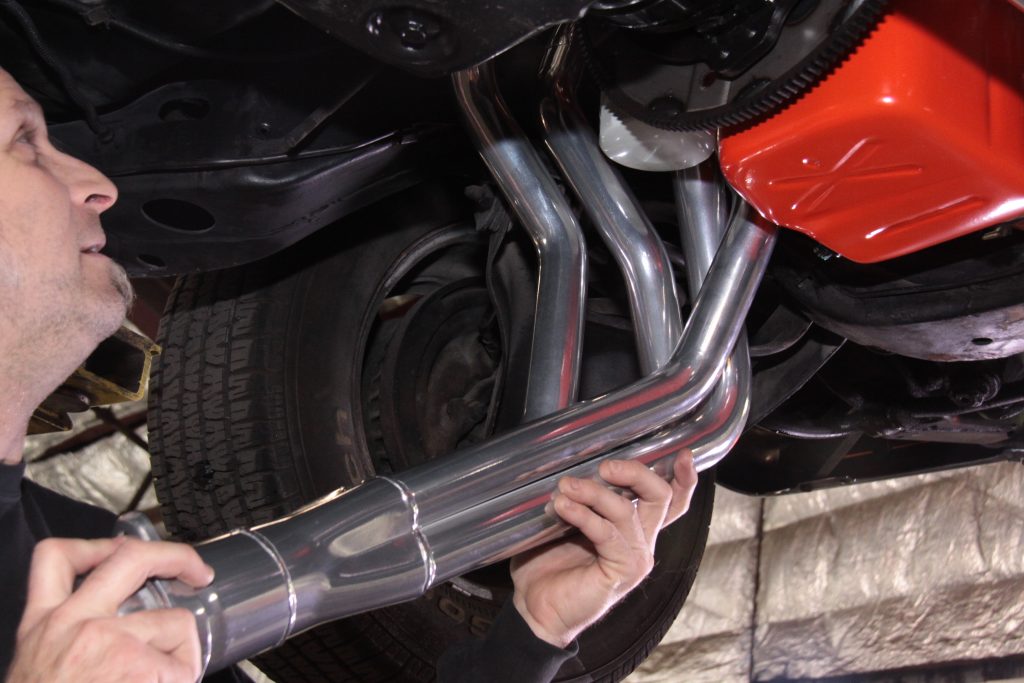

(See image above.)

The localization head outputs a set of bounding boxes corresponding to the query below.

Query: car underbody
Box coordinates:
[6,0,1024,679]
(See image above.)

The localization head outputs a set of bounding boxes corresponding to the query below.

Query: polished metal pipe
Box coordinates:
[395,202,770,524]
[593,155,747,475]
[119,355,747,672]
[533,27,745,476]
[453,63,587,420]
[424,346,750,579]
[426,148,753,585]
[122,58,775,673]
[121,205,774,674]
[540,29,683,374]
[399,203,774,524]
[674,161,731,296]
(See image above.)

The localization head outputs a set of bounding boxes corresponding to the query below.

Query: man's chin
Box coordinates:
[86,262,133,343]
[109,261,135,311]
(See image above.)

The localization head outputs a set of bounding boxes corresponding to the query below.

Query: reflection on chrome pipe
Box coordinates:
[675,160,731,296]
[425,345,750,579]
[120,207,773,674]
[540,28,683,374]
[452,63,587,420]
[122,53,775,671]
[640,345,749,475]
[400,204,774,524]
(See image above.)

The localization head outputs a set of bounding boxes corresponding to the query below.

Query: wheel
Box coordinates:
[148,183,715,682]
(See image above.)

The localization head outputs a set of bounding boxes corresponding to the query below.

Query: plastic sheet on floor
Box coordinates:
[23,406,155,514]
[628,461,1024,681]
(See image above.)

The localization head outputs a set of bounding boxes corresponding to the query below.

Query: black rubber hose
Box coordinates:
[0,0,109,138]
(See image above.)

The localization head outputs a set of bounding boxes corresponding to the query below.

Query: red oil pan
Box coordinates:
[719,0,1024,262]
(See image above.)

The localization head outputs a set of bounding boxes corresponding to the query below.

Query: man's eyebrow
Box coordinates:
[1,98,45,136]
[11,98,45,128]
[3,97,57,147]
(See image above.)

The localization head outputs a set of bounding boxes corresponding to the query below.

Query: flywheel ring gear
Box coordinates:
[581,0,891,131]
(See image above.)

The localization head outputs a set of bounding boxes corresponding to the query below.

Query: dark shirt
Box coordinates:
[0,460,116,677]
[437,600,579,683]
[0,462,575,682]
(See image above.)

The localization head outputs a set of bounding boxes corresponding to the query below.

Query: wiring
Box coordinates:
[0,0,109,138]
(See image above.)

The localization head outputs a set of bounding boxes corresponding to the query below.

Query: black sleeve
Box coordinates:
[436,600,579,683]
[0,475,116,678]
[21,479,117,539]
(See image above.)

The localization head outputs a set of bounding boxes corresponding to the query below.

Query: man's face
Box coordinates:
[0,69,129,390]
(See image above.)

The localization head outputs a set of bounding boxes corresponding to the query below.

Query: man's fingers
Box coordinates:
[66,539,214,616]
[115,609,203,681]
[557,476,637,528]
[555,471,663,577]
[551,494,633,571]
[597,460,673,541]
[19,537,125,634]
[665,451,698,526]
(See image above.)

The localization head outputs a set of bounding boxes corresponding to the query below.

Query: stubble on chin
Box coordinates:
[109,261,135,312]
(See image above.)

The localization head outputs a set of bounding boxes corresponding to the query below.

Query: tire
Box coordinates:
[148,184,715,682]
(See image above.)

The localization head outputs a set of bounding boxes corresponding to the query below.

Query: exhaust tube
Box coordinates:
[536,25,747,477]
[453,60,587,420]
[120,202,774,673]
[119,51,777,673]
[539,28,683,375]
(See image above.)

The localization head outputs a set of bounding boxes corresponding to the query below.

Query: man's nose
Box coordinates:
[64,154,119,214]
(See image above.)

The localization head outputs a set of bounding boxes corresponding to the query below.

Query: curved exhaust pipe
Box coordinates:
[454,49,588,420]
[120,204,773,673]
[537,25,746,476]
[539,29,684,376]
[119,52,777,674]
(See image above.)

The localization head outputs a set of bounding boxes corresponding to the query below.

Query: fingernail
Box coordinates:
[205,564,216,582]
[565,477,580,490]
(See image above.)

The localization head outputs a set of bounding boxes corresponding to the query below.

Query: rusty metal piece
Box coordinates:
[30,326,160,434]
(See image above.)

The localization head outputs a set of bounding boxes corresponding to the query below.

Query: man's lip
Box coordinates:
[80,225,108,253]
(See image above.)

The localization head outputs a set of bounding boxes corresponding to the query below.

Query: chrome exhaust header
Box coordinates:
[453,57,588,420]
[120,47,777,674]
[121,205,774,672]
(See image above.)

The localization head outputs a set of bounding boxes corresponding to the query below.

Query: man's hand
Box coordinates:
[6,536,214,683]
[510,452,698,648]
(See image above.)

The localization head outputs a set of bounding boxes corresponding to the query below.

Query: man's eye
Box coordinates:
[16,128,36,146]
[14,127,42,159]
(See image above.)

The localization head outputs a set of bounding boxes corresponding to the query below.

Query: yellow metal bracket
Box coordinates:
[30,326,161,434]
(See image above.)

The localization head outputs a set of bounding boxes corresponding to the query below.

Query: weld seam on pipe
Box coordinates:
[235,528,298,647]
[379,475,437,591]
